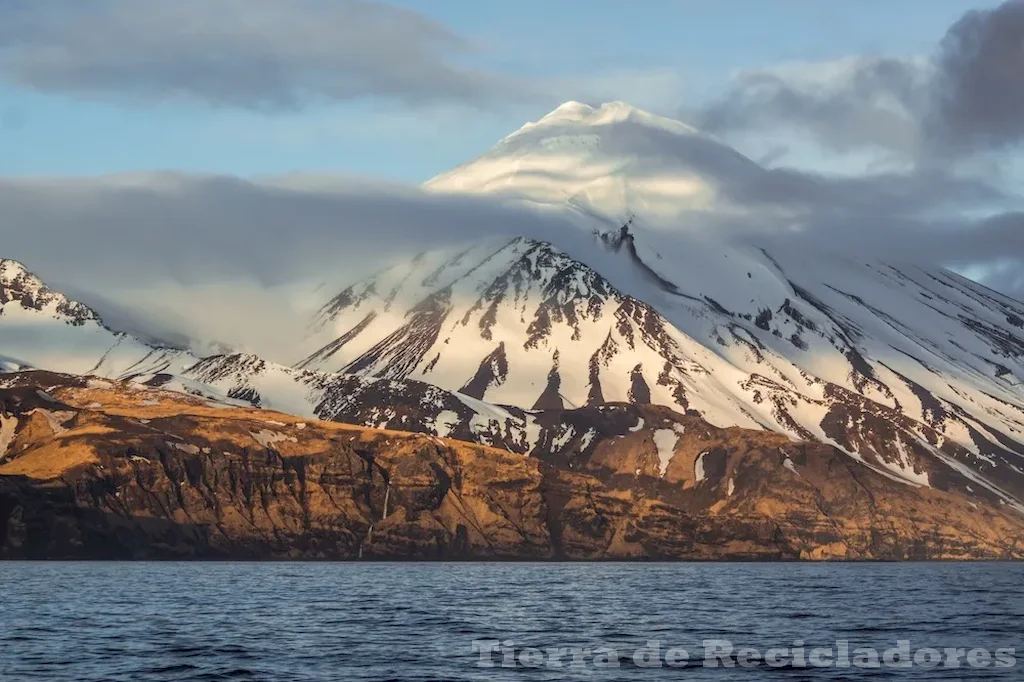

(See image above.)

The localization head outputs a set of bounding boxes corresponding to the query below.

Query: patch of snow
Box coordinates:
[28,408,74,435]
[429,410,461,438]
[883,435,931,487]
[250,429,298,448]
[0,415,18,457]
[551,425,576,451]
[652,429,679,477]
[694,450,707,482]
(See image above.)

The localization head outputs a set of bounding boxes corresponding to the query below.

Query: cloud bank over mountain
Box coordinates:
[0,1,1022,352]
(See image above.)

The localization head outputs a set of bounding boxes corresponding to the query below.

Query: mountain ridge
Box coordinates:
[4,370,1024,560]
[3,224,1024,514]
[2,102,1024,544]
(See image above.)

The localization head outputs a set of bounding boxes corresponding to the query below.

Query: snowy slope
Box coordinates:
[297,230,1024,499]
[298,236,763,423]
[0,259,197,379]
[0,260,538,452]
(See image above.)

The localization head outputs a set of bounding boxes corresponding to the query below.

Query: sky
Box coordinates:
[0,0,1004,181]
[0,0,1023,355]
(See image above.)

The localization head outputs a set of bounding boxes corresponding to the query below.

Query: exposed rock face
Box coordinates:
[0,374,548,560]
[2,372,1022,560]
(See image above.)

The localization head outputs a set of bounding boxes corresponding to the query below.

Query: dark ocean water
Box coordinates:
[1,562,1021,681]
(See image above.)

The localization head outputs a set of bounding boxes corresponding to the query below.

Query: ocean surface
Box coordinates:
[1,562,1021,681]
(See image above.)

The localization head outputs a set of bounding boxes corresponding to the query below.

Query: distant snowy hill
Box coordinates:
[0,259,195,378]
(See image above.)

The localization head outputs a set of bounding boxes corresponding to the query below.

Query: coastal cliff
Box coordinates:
[2,372,1022,560]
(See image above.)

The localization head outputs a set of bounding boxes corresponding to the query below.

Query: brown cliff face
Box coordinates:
[1,372,1022,560]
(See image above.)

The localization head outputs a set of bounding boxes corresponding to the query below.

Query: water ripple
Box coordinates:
[0,562,1021,680]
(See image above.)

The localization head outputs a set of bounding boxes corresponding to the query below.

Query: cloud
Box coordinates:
[697,0,1024,161]
[0,173,593,356]
[930,0,1024,152]
[696,56,929,158]
[0,0,527,109]
[1,143,1022,361]
[683,2,1024,299]
[0,173,578,286]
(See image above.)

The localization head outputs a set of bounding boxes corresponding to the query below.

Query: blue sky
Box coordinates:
[0,0,997,181]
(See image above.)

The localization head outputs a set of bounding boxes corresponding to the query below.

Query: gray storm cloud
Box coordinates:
[931,0,1024,152]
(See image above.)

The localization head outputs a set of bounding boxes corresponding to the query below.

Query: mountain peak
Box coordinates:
[0,258,39,285]
[539,100,636,124]
[542,100,594,119]
[533,100,698,135]
[0,258,93,312]
[424,100,745,222]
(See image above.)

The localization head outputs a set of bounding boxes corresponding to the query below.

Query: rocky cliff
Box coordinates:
[2,371,1022,560]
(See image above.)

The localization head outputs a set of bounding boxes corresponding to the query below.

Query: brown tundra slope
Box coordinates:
[1,371,1022,560]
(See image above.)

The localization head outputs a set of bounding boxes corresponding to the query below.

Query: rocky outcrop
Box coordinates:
[2,372,1023,560]
[0,376,552,560]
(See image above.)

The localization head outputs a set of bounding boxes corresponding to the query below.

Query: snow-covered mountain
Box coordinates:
[3,101,1024,515]
[298,236,735,412]
[295,101,1024,506]
[0,260,532,450]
